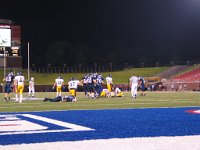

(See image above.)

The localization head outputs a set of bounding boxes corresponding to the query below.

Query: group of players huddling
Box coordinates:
[80,73,123,99]
[3,71,146,103]
[44,73,124,103]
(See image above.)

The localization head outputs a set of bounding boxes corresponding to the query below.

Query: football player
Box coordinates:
[3,72,14,102]
[106,74,113,92]
[53,75,64,97]
[68,77,82,101]
[14,72,25,103]
[28,77,35,97]
[43,95,76,102]
[138,77,146,96]
[87,73,96,98]
[81,74,89,98]
[96,74,104,96]
[100,88,111,97]
[114,87,123,97]
[129,74,138,99]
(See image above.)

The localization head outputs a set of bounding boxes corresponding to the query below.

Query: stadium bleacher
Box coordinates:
[156,65,188,78]
[157,64,200,91]
[172,65,200,82]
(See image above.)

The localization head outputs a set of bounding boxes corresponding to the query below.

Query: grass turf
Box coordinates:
[0,91,200,112]
[0,67,168,84]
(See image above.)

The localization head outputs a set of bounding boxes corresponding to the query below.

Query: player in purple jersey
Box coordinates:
[81,74,89,98]
[138,77,146,96]
[43,95,76,102]
[96,74,104,96]
[3,71,14,102]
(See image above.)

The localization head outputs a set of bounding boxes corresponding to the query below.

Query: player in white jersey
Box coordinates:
[106,74,113,92]
[100,88,110,97]
[28,77,35,97]
[14,72,25,103]
[114,87,123,97]
[53,76,64,97]
[68,77,81,101]
[129,74,138,98]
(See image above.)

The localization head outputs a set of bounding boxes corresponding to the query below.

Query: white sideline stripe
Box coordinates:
[1,136,200,150]
[1,100,199,107]
[0,103,200,110]
[21,114,94,131]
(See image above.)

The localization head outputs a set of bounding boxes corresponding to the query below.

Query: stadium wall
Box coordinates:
[0,83,199,93]
[163,82,200,91]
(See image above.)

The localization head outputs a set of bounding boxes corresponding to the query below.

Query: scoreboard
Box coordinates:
[0,24,21,57]
[0,21,22,68]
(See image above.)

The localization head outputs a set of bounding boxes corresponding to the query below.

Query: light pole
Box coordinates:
[27,42,30,81]
[3,47,6,78]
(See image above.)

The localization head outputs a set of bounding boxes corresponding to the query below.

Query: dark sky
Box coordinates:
[1,0,200,64]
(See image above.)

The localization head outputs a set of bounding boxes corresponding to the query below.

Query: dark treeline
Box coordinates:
[21,40,193,68]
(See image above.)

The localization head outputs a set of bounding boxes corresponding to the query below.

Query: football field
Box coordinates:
[1,91,200,150]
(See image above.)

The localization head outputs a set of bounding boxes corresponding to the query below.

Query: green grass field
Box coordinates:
[0,67,168,84]
[1,91,200,112]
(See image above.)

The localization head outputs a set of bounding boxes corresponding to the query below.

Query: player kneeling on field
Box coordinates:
[114,87,123,97]
[109,87,123,97]
[43,95,76,102]
[100,89,111,97]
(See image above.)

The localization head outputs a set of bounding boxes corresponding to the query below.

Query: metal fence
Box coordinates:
[31,66,125,73]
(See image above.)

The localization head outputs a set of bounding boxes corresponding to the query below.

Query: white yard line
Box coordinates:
[11,98,44,101]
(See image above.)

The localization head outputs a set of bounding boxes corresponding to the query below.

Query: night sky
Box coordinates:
[1,0,200,66]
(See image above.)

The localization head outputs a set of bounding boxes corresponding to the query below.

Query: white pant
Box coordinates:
[28,87,35,96]
[131,83,138,97]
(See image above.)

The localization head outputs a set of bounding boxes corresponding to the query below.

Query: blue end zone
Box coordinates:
[1,107,200,145]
